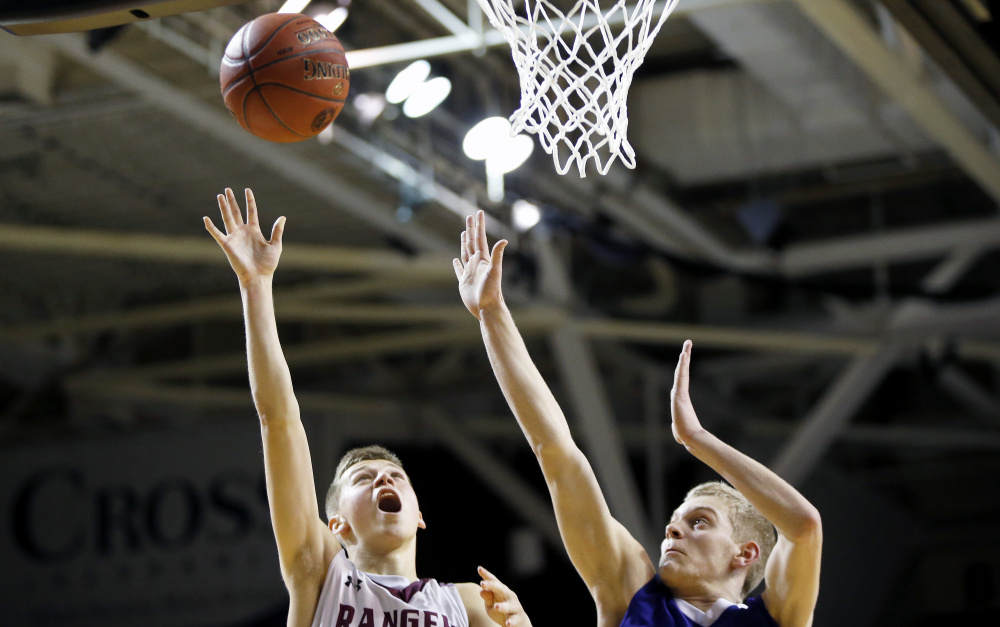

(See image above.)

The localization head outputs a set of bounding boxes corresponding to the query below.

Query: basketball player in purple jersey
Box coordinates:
[204,189,531,627]
[455,212,822,627]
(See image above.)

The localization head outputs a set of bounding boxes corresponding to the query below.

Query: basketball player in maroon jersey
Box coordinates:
[204,189,531,627]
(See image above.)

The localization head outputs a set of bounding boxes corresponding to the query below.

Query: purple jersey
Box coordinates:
[620,577,779,627]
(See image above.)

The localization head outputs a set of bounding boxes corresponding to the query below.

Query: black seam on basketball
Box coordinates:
[245,48,347,76]
[256,89,310,138]
[255,82,348,103]
[248,15,302,58]
[242,85,257,132]
[222,72,252,99]
[243,19,258,92]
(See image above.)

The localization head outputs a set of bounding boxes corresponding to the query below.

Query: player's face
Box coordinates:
[658,496,742,594]
[335,460,425,548]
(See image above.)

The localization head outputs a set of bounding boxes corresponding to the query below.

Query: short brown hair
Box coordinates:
[325,445,404,521]
[685,481,776,599]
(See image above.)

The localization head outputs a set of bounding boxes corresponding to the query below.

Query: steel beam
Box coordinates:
[550,325,656,552]
[41,33,449,252]
[0,222,454,276]
[771,345,903,485]
[782,218,1000,278]
[790,0,1000,202]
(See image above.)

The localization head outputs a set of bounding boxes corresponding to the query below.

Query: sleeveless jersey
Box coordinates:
[311,550,469,627]
[620,576,779,627]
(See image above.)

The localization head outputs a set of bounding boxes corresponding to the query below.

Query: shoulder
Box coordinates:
[454,582,486,621]
[741,597,782,627]
[607,575,671,627]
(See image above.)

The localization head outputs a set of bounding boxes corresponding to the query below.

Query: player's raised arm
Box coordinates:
[204,189,334,597]
[454,213,653,618]
[671,341,822,627]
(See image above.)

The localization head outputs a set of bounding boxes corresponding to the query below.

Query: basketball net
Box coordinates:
[475,0,680,176]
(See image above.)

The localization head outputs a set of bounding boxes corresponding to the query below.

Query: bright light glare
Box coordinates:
[316,7,348,31]
[317,125,334,145]
[354,93,387,125]
[278,0,311,14]
[386,61,431,104]
[402,76,452,118]
[512,200,541,231]
[488,134,533,174]
[463,117,511,161]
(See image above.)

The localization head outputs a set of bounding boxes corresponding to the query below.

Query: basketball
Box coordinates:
[220,13,350,143]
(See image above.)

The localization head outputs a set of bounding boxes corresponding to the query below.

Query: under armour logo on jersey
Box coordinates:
[345,575,362,591]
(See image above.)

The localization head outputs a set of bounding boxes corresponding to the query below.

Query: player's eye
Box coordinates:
[391,472,405,480]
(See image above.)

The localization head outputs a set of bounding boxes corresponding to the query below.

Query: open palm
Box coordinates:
[454,210,508,320]
[204,188,285,285]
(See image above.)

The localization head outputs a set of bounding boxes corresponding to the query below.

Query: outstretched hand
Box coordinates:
[204,188,286,286]
[478,566,531,627]
[670,340,706,447]
[453,210,508,320]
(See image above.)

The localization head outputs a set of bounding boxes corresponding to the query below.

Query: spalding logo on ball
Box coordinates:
[220,13,350,143]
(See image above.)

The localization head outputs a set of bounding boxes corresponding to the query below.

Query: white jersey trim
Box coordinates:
[311,550,469,627]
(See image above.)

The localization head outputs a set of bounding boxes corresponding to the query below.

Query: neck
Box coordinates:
[671,580,744,613]
[346,540,419,581]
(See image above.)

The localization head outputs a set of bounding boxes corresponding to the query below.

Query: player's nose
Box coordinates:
[665,522,682,539]
[374,470,395,486]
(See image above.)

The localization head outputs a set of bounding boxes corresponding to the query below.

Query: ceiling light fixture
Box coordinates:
[277,0,312,14]
[316,7,348,31]
[512,200,542,232]
[402,77,452,118]
[386,61,431,105]
[464,117,534,202]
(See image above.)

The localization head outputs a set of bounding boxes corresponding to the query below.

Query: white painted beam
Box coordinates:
[0,222,453,277]
[0,278,448,344]
[782,218,1000,278]
[772,345,903,485]
[790,0,1000,202]
[40,33,449,252]
[550,325,656,552]
[937,365,1000,422]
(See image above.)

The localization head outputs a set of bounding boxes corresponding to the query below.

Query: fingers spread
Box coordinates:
[226,187,245,226]
[218,193,236,233]
[490,240,508,270]
[476,210,489,257]
[245,188,259,226]
[271,216,286,245]
[465,216,475,260]
[204,216,225,244]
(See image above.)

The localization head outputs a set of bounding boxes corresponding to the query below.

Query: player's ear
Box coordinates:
[330,515,350,536]
[733,541,761,569]
[417,510,426,530]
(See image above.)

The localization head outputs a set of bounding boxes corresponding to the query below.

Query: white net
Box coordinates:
[475,0,680,176]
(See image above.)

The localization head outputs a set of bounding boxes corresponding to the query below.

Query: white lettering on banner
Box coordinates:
[0,421,296,627]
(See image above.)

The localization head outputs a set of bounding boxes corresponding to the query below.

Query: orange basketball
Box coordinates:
[220,13,350,143]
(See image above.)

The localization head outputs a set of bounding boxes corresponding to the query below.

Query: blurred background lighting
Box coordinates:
[277,0,311,13]
[316,7,348,31]
[512,200,542,232]
[402,77,452,118]
[385,60,431,104]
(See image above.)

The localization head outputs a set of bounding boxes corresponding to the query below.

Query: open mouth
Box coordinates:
[377,491,402,513]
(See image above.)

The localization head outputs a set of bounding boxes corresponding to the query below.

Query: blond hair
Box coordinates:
[324,445,404,521]
[685,481,776,599]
